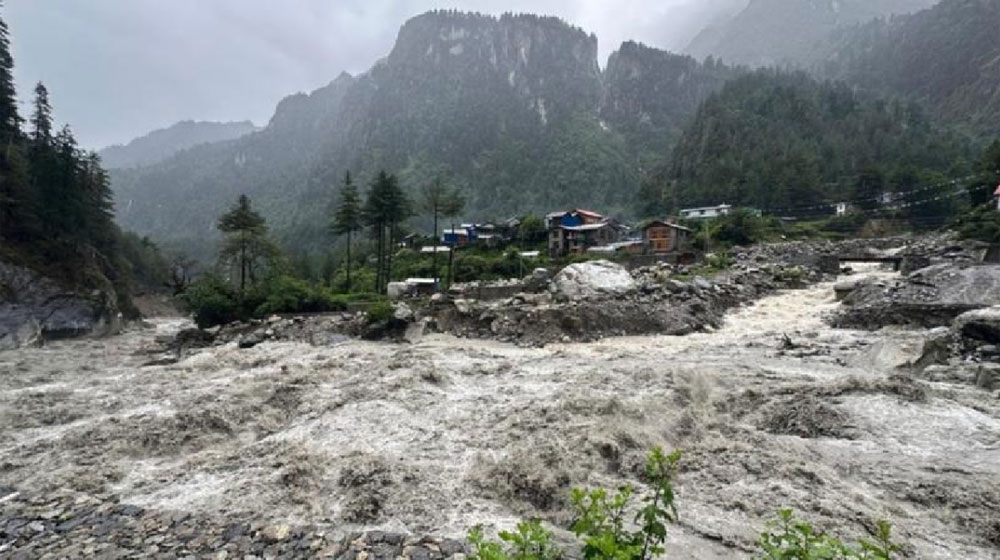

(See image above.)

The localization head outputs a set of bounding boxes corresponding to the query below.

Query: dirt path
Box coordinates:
[1,274,998,558]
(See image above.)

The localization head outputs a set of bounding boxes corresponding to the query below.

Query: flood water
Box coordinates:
[2,268,998,559]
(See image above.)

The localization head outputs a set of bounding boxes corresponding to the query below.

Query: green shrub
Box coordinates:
[180,274,244,328]
[366,300,395,324]
[469,448,681,560]
[469,521,562,560]
[467,449,901,560]
[254,275,346,315]
[956,204,1000,243]
[759,509,900,560]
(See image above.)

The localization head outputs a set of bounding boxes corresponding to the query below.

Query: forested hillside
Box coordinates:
[99,120,259,169]
[111,11,734,256]
[0,11,164,314]
[642,71,974,220]
[601,41,738,170]
[685,0,937,67]
[818,0,1000,136]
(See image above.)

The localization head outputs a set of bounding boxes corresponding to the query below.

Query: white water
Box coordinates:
[1,273,998,559]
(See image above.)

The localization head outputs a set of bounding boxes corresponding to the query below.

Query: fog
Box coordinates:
[6,0,745,149]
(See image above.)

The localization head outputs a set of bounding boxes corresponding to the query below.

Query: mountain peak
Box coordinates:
[99,120,259,169]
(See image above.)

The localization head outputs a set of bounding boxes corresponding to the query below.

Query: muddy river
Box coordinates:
[2,270,998,558]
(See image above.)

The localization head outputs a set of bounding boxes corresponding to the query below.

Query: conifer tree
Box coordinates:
[0,5,21,140]
[30,82,52,145]
[363,171,409,294]
[331,171,362,292]
[217,194,274,292]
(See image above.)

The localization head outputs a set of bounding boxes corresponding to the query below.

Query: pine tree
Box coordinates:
[363,171,410,294]
[331,171,362,293]
[419,178,462,289]
[0,5,21,141]
[217,194,273,292]
[30,82,53,145]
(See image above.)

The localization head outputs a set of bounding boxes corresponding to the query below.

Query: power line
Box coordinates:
[761,173,991,215]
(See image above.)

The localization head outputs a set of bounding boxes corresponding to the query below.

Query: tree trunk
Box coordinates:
[345,230,352,293]
[432,208,439,291]
[446,221,455,290]
[386,222,396,290]
[240,234,247,292]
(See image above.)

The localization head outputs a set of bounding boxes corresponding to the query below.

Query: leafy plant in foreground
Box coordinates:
[759,509,901,560]
[469,448,681,560]
[571,447,681,560]
[469,521,563,560]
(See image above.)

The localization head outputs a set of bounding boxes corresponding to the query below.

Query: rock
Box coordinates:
[0,260,122,350]
[976,366,999,390]
[912,328,953,373]
[0,316,40,351]
[387,282,415,301]
[522,268,550,292]
[238,334,262,349]
[262,524,291,542]
[454,299,474,315]
[855,337,930,371]
[665,280,688,294]
[550,261,636,300]
[404,319,427,344]
[692,276,713,292]
[954,306,1000,345]
[393,303,415,322]
[834,264,1000,329]
[833,281,859,302]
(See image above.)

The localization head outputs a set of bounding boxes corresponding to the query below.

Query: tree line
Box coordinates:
[0,9,167,313]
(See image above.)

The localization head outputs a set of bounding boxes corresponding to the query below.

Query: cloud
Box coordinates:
[6,0,744,149]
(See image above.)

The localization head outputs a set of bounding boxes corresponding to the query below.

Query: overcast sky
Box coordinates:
[7,0,744,150]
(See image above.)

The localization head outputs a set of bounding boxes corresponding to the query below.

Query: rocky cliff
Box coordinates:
[0,261,122,351]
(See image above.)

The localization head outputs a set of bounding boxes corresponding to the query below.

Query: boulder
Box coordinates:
[0,315,40,351]
[953,306,1000,345]
[551,261,636,300]
[238,334,262,349]
[833,264,1000,330]
[393,302,415,322]
[833,281,859,302]
[522,268,550,293]
[387,282,414,301]
[0,260,121,350]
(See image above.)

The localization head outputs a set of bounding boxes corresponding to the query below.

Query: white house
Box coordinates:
[679,204,733,220]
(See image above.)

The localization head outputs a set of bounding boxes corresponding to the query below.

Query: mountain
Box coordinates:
[818,0,1000,136]
[641,70,973,220]
[98,120,259,169]
[685,0,939,67]
[601,41,737,170]
[111,11,735,256]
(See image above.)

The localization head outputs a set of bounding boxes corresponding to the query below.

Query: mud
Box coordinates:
[2,269,999,559]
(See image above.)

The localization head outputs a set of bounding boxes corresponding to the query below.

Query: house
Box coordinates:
[679,204,733,221]
[642,221,693,254]
[442,227,473,247]
[547,209,621,257]
[835,202,851,217]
